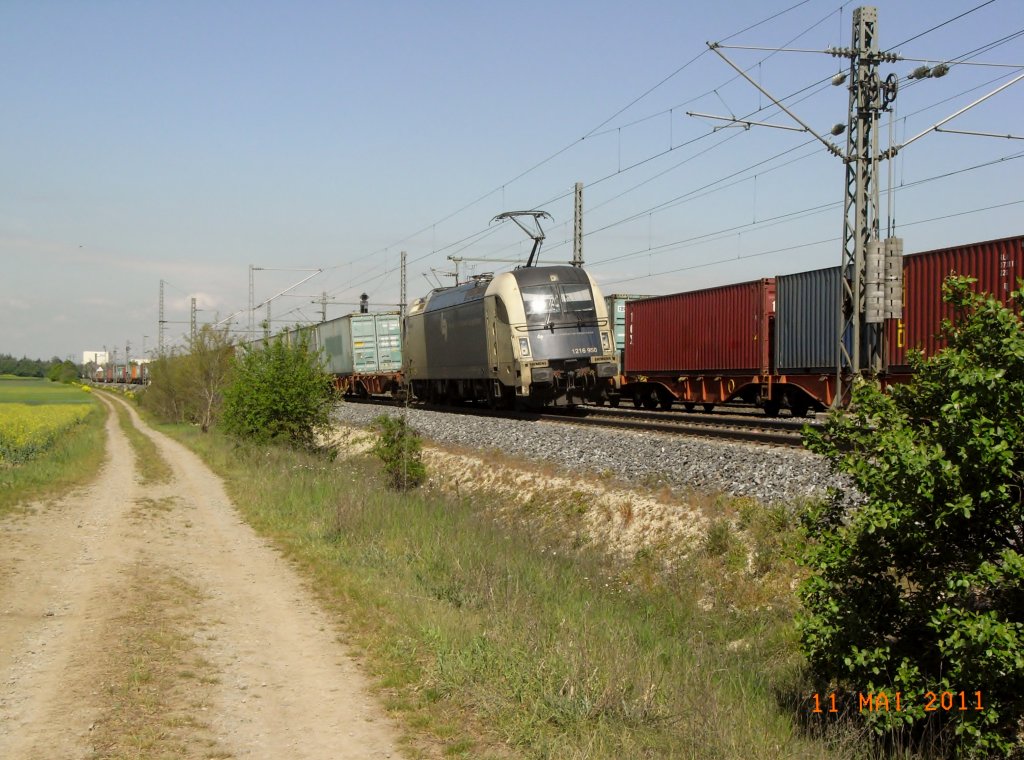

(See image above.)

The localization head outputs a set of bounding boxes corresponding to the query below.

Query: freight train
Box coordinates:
[91,234,1021,415]
[92,363,149,385]
[620,234,1023,416]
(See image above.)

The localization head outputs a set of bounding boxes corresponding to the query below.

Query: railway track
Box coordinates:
[539,407,816,448]
[345,397,819,448]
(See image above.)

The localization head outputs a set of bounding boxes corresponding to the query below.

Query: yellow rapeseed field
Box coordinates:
[0,403,94,464]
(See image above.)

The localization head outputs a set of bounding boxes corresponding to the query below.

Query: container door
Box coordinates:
[351,316,379,373]
[375,314,402,371]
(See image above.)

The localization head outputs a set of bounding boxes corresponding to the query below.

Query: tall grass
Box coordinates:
[156,423,869,759]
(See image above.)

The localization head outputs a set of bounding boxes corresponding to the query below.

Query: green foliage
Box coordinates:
[0,353,80,379]
[370,413,426,490]
[221,332,336,449]
[45,359,79,384]
[140,325,234,431]
[799,276,1024,756]
[140,351,193,423]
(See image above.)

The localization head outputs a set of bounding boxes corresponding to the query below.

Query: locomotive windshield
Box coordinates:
[522,283,597,328]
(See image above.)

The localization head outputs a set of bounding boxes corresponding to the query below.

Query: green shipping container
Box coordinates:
[316,312,402,375]
[604,294,652,360]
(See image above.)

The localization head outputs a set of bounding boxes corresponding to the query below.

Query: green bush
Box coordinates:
[221,332,336,449]
[799,277,1024,756]
[370,413,426,490]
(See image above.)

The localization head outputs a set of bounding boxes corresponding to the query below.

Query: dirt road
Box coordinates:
[0,394,401,759]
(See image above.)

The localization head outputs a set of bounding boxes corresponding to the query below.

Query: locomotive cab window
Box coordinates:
[522,284,596,327]
[559,284,597,321]
[523,287,558,319]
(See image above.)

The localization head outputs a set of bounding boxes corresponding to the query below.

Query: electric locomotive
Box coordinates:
[404,264,619,408]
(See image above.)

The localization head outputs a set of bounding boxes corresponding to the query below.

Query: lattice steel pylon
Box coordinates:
[835,6,901,399]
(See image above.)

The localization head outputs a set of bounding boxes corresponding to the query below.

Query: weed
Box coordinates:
[370,414,426,490]
[703,518,737,557]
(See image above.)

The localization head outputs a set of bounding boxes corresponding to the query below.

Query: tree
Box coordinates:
[182,325,235,432]
[799,277,1024,756]
[140,349,194,424]
[46,359,79,383]
[221,332,336,449]
[140,326,234,431]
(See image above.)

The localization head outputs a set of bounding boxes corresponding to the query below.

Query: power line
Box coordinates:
[328,7,1022,304]
[587,149,1024,272]
[323,1,848,280]
[886,0,998,51]
[602,196,1024,288]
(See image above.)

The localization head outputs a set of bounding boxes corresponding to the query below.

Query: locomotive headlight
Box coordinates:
[601,332,611,352]
[519,337,531,356]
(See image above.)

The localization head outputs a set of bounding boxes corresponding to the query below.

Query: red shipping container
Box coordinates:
[625,279,775,374]
[887,235,1023,370]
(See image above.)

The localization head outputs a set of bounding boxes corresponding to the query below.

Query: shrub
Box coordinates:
[799,276,1024,756]
[370,413,426,490]
[221,332,336,449]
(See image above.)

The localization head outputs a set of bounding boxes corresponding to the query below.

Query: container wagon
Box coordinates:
[886,234,1024,372]
[624,278,776,412]
[316,312,403,397]
[772,266,846,414]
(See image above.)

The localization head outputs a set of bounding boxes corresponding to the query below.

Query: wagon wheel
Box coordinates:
[701,403,715,413]
[642,391,659,410]
[683,403,695,413]
[763,400,781,417]
[658,394,673,411]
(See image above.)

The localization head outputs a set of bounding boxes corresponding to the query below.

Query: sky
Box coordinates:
[2,0,1022,361]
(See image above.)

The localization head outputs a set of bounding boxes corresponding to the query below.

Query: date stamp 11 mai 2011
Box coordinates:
[811,691,985,714]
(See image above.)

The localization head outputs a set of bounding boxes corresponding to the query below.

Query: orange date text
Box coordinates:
[810,691,984,713]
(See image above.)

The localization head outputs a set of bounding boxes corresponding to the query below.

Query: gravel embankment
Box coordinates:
[334,403,848,507]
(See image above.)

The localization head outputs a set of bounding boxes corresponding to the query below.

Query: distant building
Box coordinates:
[82,351,108,365]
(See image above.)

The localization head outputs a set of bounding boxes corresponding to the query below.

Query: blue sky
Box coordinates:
[2,0,1022,360]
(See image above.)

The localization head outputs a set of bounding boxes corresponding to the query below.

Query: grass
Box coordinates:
[153,422,872,759]
[0,379,107,517]
[0,375,95,404]
[103,392,173,485]
[87,562,230,760]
